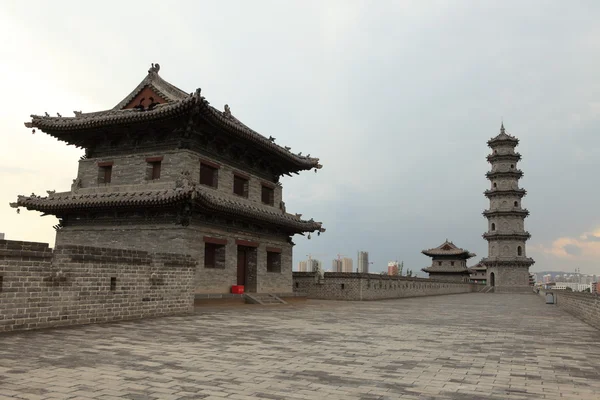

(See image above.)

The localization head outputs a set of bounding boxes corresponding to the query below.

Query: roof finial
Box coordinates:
[500,120,505,134]
[148,63,160,74]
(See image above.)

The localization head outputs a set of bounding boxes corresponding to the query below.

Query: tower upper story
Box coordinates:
[14,64,325,235]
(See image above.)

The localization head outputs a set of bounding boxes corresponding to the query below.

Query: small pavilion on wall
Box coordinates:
[421,240,475,282]
[12,63,325,295]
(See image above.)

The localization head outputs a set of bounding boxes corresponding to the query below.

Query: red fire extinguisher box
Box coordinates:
[231,285,245,294]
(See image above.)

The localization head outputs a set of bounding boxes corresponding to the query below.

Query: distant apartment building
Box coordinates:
[341,257,353,273]
[299,259,322,272]
[298,261,308,272]
[388,261,400,276]
[553,282,593,292]
[543,274,552,284]
[357,251,369,273]
[332,259,343,273]
[0,233,4,240]
[592,282,598,294]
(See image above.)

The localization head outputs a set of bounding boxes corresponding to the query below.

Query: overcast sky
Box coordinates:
[1,1,599,275]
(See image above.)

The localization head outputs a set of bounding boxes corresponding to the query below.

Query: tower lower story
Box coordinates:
[481,259,534,293]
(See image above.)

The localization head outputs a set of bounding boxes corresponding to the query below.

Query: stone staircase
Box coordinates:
[244,293,288,305]
[479,286,495,293]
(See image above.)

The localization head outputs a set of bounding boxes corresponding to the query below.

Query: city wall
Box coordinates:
[540,289,600,331]
[293,272,479,301]
[0,240,196,333]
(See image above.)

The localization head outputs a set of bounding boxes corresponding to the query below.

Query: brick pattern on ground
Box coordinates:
[1,293,599,399]
[0,240,196,332]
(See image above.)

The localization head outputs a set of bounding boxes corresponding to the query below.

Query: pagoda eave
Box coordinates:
[481,257,535,267]
[484,189,527,198]
[487,153,521,163]
[482,209,530,218]
[485,171,524,179]
[487,137,519,147]
[482,232,531,241]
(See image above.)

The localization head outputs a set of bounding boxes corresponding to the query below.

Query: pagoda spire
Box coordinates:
[500,122,505,134]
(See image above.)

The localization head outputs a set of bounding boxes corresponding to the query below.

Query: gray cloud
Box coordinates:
[563,244,583,256]
[1,0,600,274]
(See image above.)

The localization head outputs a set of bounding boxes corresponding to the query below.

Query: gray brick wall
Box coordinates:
[293,272,478,301]
[0,240,196,333]
[76,149,282,209]
[56,223,293,294]
[487,266,531,293]
[547,291,600,330]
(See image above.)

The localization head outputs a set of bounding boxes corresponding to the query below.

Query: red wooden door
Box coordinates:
[237,248,247,286]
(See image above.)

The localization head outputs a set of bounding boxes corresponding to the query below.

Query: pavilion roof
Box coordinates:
[467,262,487,274]
[11,184,325,234]
[421,264,471,274]
[24,63,321,173]
[421,240,476,258]
[488,123,519,146]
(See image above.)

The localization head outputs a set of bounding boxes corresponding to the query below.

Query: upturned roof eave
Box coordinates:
[422,267,471,274]
[24,77,322,172]
[421,250,475,258]
[11,186,325,234]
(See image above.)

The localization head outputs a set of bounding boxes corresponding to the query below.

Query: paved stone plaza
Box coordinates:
[1,294,599,400]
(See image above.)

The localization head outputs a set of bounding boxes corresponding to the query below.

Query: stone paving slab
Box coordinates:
[1,293,599,399]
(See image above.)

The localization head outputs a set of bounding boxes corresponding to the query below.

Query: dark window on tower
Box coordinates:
[518,246,522,256]
[261,184,274,206]
[0,275,3,293]
[491,223,496,231]
[451,261,455,266]
[438,261,442,266]
[493,182,497,188]
[98,163,113,184]
[510,164,514,169]
[204,242,226,269]
[110,277,117,292]
[149,161,161,180]
[514,201,518,207]
[267,251,281,272]
[200,162,218,188]
[233,174,249,197]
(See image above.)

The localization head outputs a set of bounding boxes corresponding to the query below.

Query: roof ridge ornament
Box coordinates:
[500,122,505,134]
[148,63,160,74]
[223,104,232,117]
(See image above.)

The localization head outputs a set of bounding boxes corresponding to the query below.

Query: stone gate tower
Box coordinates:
[481,124,534,293]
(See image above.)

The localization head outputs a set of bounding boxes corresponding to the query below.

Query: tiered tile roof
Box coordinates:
[421,240,476,258]
[25,64,322,172]
[12,185,325,234]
